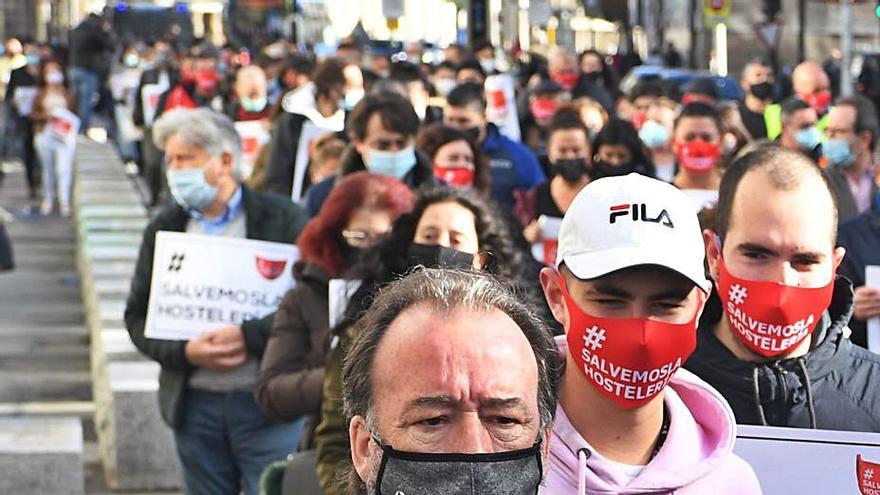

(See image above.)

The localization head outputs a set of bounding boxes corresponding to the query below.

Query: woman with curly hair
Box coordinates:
[254,172,414,441]
[312,185,550,495]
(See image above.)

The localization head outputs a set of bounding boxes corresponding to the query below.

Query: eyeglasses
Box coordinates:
[342,230,387,247]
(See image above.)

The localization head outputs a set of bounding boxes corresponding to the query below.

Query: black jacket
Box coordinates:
[824,166,879,227]
[68,19,113,75]
[685,278,880,432]
[124,187,309,429]
[132,67,179,127]
[838,206,880,348]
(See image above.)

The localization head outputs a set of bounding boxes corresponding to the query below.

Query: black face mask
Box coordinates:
[339,240,365,265]
[406,243,475,270]
[374,440,543,495]
[584,70,602,82]
[592,159,635,179]
[551,158,588,182]
[461,126,482,144]
[749,82,774,100]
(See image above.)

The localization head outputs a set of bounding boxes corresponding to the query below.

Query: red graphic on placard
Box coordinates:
[148,93,160,108]
[858,455,880,495]
[255,256,288,280]
[50,117,72,136]
[242,136,259,154]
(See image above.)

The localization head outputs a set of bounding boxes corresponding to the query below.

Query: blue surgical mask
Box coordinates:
[823,138,854,168]
[241,96,267,113]
[795,126,822,151]
[25,54,39,66]
[366,146,416,178]
[342,88,364,111]
[166,168,218,210]
[638,120,671,149]
[124,54,140,68]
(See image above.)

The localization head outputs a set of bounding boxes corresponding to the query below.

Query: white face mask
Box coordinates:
[46,71,64,85]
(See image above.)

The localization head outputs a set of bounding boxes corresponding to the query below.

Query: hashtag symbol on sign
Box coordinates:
[168,253,185,272]
[868,468,875,481]
[583,325,606,351]
[728,283,748,305]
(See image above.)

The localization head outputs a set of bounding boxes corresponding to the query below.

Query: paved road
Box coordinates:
[0,160,177,495]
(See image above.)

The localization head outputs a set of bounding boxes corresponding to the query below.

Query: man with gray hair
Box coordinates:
[343,268,559,495]
[124,108,309,494]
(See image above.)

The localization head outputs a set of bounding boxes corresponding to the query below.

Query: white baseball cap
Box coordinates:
[556,173,711,293]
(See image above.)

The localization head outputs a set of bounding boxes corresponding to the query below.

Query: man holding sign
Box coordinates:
[688,145,880,432]
[124,108,309,495]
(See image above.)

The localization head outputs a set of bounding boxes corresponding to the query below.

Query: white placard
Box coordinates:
[530,215,563,266]
[681,188,719,213]
[866,265,880,354]
[235,120,271,179]
[12,86,37,116]
[47,107,81,145]
[292,122,334,202]
[735,425,880,494]
[484,73,521,142]
[328,279,361,330]
[141,82,168,127]
[114,103,143,144]
[145,232,299,341]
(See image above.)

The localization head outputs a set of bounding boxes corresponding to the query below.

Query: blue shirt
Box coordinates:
[481,124,545,210]
[187,186,243,235]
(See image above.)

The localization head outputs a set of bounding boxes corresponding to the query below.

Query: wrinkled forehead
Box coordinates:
[372,305,539,402]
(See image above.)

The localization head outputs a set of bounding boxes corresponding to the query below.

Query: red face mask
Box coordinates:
[715,257,834,358]
[530,98,558,122]
[434,165,475,188]
[674,139,721,173]
[560,276,699,409]
[631,111,647,130]
[800,89,832,115]
[551,72,580,92]
[194,70,220,94]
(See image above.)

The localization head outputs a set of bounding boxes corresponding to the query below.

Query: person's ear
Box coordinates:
[704,228,721,282]
[832,246,846,273]
[353,136,369,160]
[349,416,375,486]
[539,267,569,330]
[858,130,873,154]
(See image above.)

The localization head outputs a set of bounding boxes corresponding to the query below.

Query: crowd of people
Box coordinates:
[3,12,880,494]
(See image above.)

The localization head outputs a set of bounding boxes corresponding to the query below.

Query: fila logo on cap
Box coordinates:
[608,203,674,228]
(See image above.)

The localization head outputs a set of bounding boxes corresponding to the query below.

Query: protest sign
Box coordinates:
[144,232,299,340]
[234,120,271,179]
[530,215,563,266]
[734,425,880,494]
[484,73,521,141]
[141,82,168,127]
[12,86,37,116]
[292,122,334,202]
[328,279,361,329]
[47,107,81,146]
[866,265,880,353]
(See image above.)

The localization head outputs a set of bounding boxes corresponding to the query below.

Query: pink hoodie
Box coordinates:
[541,339,761,495]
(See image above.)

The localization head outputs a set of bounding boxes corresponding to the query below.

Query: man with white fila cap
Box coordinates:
[539,173,760,494]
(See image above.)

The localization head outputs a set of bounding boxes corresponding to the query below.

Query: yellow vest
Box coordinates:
[764,103,830,141]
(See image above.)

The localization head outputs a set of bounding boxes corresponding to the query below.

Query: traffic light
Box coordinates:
[875,1,880,18]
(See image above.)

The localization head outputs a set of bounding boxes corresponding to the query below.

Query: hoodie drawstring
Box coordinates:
[577,447,591,495]
[796,357,818,429]
[751,366,769,426]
